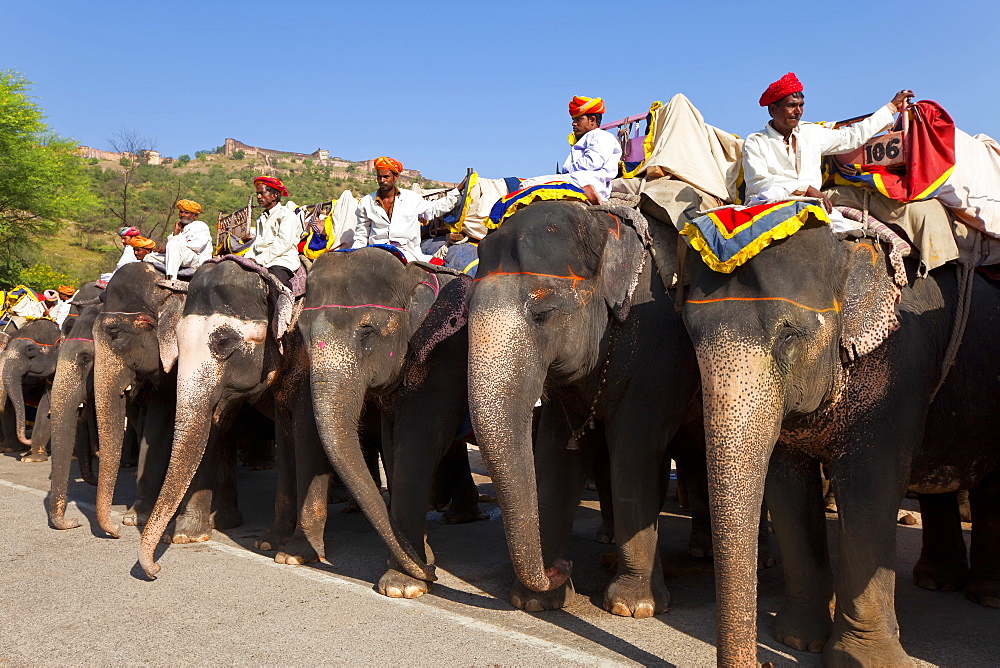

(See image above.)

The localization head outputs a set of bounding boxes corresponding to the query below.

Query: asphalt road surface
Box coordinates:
[1,448,996,666]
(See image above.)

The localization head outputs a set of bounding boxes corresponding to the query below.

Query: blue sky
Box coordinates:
[4,1,997,182]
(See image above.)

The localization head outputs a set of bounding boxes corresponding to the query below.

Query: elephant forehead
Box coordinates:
[178,315,267,344]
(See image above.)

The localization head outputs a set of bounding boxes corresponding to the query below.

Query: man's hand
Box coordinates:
[456,176,469,193]
[173,221,183,236]
[793,185,833,213]
[889,89,914,113]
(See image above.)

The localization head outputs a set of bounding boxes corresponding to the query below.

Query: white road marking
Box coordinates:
[0,477,620,666]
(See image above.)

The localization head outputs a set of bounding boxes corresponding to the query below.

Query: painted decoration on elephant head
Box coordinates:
[681,200,830,273]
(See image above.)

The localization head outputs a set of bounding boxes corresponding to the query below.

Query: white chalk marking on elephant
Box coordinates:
[0,478,613,666]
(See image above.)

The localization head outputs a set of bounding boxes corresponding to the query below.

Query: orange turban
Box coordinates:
[569,96,605,117]
[131,236,156,250]
[253,176,289,197]
[176,199,202,214]
[759,72,803,106]
[373,156,403,174]
[57,285,75,297]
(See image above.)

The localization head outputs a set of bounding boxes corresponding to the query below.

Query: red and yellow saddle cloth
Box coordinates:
[487,181,588,229]
[826,100,956,202]
[681,200,830,273]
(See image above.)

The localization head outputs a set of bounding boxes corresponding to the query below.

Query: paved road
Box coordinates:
[0,449,996,666]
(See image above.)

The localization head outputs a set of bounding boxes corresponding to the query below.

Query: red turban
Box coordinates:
[254,176,289,197]
[568,96,605,117]
[176,199,202,214]
[118,226,141,237]
[759,72,803,106]
[373,156,403,174]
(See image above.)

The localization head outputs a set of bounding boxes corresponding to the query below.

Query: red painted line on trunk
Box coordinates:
[685,296,841,313]
[302,304,408,312]
[12,338,56,346]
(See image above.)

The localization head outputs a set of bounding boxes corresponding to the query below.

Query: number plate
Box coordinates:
[839,131,905,167]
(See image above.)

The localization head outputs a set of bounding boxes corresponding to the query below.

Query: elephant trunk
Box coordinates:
[698,342,783,667]
[467,302,567,593]
[3,359,32,446]
[93,339,134,538]
[48,353,89,529]
[139,354,218,578]
[310,348,435,583]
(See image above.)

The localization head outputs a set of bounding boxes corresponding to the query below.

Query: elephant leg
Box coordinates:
[20,391,52,462]
[592,440,615,544]
[170,420,220,545]
[671,424,712,559]
[210,437,242,530]
[765,443,833,653]
[439,439,487,524]
[77,409,98,486]
[824,440,911,666]
[120,417,140,468]
[966,472,1000,608]
[276,409,329,566]
[509,401,585,612]
[602,416,670,619]
[912,492,968,592]
[126,395,173,527]
[255,412,296,551]
[0,405,20,453]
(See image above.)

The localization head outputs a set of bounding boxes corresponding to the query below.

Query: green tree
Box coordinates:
[175,154,191,167]
[0,69,96,288]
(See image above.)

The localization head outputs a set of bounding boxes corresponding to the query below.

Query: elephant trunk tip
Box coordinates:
[17,431,32,447]
[544,559,573,590]
[99,519,121,539]
[139,534,162,579]
[50,515,82,531]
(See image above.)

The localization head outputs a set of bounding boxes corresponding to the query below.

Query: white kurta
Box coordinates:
[51,294,75,327]
[353,187,462,262]
[742,104,895,199]
[165,220,213,278]
[561,128,623,200]
[246,202,303,272]
[115,245,137,272]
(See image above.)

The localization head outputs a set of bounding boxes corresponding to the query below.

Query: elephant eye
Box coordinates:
[209,328,240,359]
[530,306,557,324]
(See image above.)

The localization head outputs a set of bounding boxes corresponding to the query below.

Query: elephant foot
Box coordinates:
[166,515,212,544]
[596,522,615,544]
[688,530,712,559]
[773,602,832,653]
[211,507,243,530]
[510,577,575,612]
[254,527,293,552]
[121,508,148,528]
[19,449,48,463]
[378,568,430,598]
[824,635,910,667]
[965,576,1000,608]
[758,543,776,570]
[441,505,488,524]
[913,557,969,592]
[0,442,23,453]
[275,534,322,565]
[603,572,669,618]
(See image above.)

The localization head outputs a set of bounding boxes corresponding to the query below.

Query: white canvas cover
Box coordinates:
[936,130,1000,240]
[641,93,744,202]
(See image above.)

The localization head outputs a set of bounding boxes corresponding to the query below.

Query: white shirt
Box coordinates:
[166,220,213,267]
[561,128,623,201]
[52,294,75,327]
[246,202,303,272]
[115,244,137,271]
[353,187,461,262]
[742,104,895,200]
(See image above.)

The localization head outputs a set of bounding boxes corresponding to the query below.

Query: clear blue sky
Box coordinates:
[5,0,997,183]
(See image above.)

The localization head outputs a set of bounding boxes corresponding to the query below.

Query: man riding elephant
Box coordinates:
[742,72,913,232]
[164,199,212,280]
[245,176,302,289]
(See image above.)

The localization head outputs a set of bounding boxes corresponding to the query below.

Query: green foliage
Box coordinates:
[174,154,190,167]
[231,149,245,160]
[0,69,97,288]
[18,263,76,291]
[87,157,99,165]
[194,149,211,160]
[119,156,132,167]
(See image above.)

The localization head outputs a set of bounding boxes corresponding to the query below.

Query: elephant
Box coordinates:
[467,201,701,617]
[46,282,106,529]
[298,247,482,599]
[92,262,191,538]
[681,218,1000,665]
[138,257,313,577]
[0,317,61,460]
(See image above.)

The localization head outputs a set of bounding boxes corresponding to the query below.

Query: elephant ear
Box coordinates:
[839,238,902,363]
[156,293,185,373]
[405,264,472,364]
[598,211,647,322]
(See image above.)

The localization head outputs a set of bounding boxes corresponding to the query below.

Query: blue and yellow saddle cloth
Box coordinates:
[681,200,830,273]
[488,181,588,229]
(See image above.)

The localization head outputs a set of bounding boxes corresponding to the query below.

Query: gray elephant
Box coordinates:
[0,318,61,461]
[92,262,193,538]
[682,218,1000,665]
[298,247,482,598]
[139,257,318,577]
[47,282,106,529]
[467,201,700,617]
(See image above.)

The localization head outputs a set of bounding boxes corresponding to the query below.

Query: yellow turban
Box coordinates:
[568,96,605,117]
[373,156,403,174]
[176,199,202,214]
